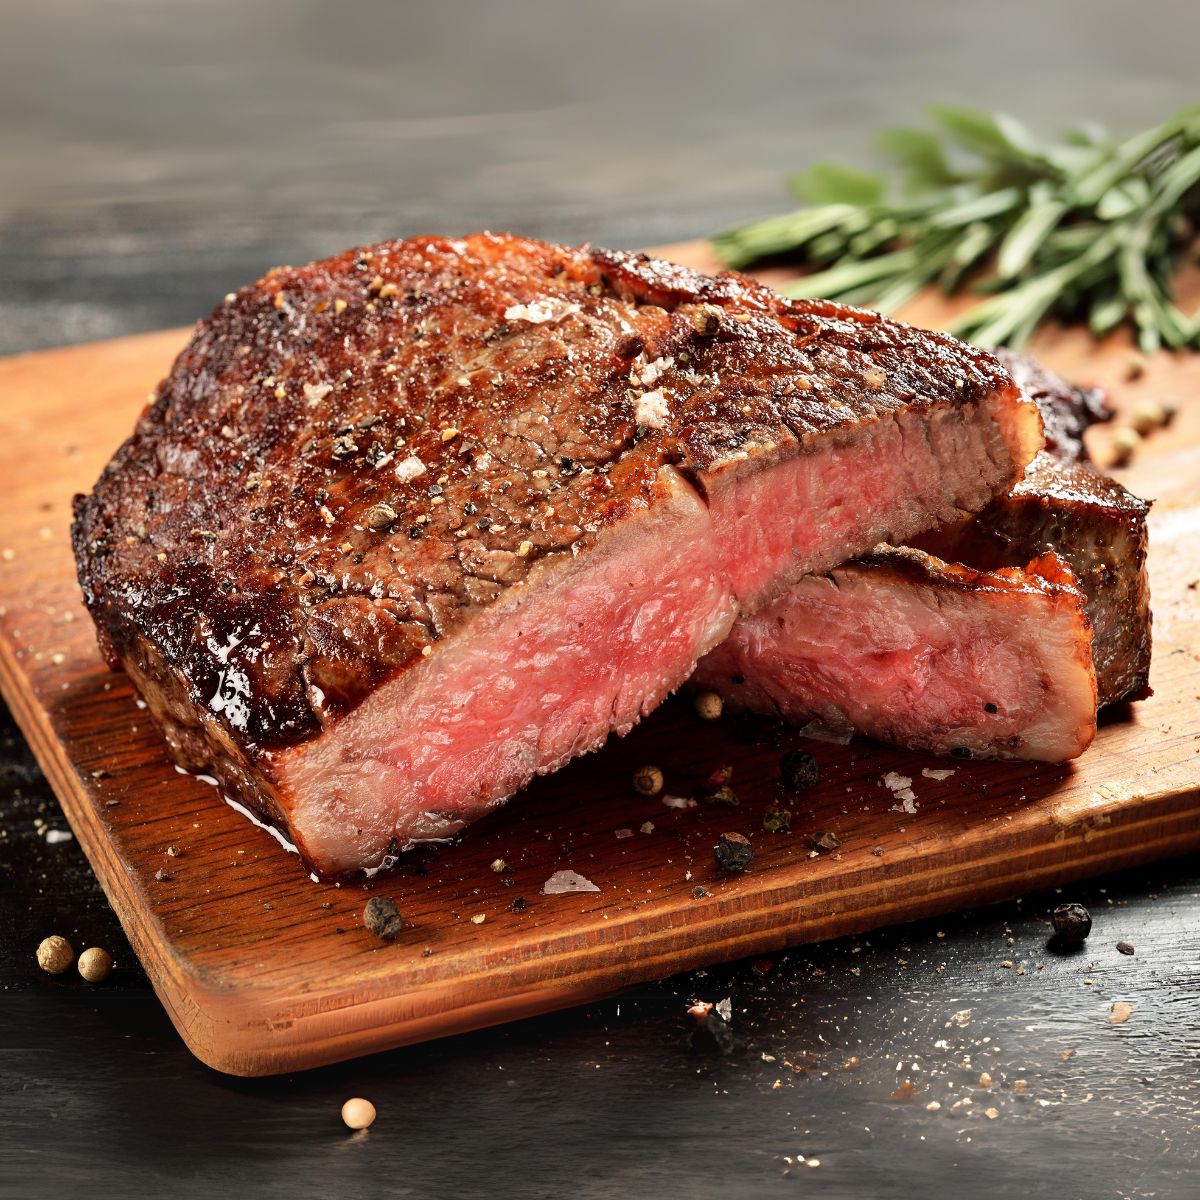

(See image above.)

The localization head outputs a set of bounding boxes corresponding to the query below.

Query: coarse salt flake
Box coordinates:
[541,869,600,895]
[638,356,674,386]
[504,299,582,325]
[394,455,427,483]
[922,768,955,781]
[882,770,917,812]
[634,390,670,428]
[303,382,333,406]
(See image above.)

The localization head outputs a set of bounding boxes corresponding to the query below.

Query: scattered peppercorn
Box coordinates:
[779,748,819,793]
[694,691,723,720]
[511,896,527,913]
[78,946,114,983]
[1116,940,1135,956]
[714,832,754,872]
[36,935,74,975]
[690,304,724,337]
[1051,902,1092,946]
[983,702,998,714]
[692,885,711,899]
[1129,400,1168,434]
[363,896,404,941]
[632,764,664,797]
[762,807,792,833]
[1109,426,1141,467]
[365,502,397,531]
[705,785,740,808]
[341,1098,377,1131]
[812,831,842,852]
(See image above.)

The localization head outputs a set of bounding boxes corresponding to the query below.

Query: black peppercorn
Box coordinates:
[363,896,403,940]
[812,830,842,852]
[779,748,819,793]
[714,832,754,872]
[1051,902,1092,945]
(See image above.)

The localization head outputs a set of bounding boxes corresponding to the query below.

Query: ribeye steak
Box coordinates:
[72,234,1039,874]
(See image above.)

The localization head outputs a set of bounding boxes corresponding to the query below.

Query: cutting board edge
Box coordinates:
[145,812,1200,1076]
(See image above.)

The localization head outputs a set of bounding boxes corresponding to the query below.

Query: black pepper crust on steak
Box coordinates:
[71,233,1038,873]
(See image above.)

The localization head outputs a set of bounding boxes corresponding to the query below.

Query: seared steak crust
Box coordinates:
[73,233,1026,754]
[994,349,1110,462]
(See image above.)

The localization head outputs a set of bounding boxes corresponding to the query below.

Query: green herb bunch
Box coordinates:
[712,104,1200,350]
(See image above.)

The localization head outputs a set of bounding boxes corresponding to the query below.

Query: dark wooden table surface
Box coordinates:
[2,3,1197,1197]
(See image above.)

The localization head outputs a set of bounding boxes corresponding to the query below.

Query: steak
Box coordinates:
[695,548,1097,761]
[695,355,1151,761]
[72,233,1039,875]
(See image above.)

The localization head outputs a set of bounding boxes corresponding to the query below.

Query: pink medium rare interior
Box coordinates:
[278,468,735,872]
[711,399,1029,611]
[277,395,1033,873]
[695,565,1097,763]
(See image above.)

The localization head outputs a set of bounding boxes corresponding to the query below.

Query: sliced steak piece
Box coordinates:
[919,454,1152,706]
[695,549,1097,762]
[72,233,1038,875]
[696,354,1150,762]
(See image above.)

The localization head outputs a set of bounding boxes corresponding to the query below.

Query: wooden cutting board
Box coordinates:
[1,241,1198,1077]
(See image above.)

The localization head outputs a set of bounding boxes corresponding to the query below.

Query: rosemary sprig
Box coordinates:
[712,104,1200,351]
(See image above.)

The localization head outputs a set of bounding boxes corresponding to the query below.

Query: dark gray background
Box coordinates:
[1,2,1198,1198]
